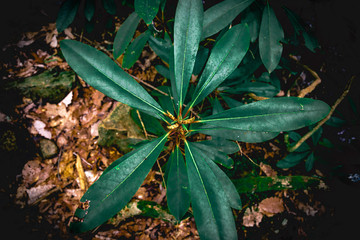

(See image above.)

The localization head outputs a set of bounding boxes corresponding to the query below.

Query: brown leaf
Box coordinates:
[22,160,42,185]
[59,150,75,181]
[26,184,56,205]
[243,207,263,227]
[75,153,88,191]
[258,197,284,217]
[260,162,277,177]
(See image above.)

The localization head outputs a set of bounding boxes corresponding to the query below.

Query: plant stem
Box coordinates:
[288,76,355,152]
[289,54,322,98]
[136,110,148,139]
[236,141,260,167]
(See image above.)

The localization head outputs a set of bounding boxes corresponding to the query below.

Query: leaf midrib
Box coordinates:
[191,30,240,107]
[200,109,321,123]
[204,0,254,28]
[186,142,219,237]
[70,44,164,115]
[101,134,168,202]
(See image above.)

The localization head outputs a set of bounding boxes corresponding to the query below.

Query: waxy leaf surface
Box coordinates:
[191,144,242,209]
[199,97,330,132]
[60,40,165,119]
[84,0,95,22]
[113,12,141,59]
[190,24,250,108]
[70,134,168,232]
[123,30,151,69]
[135,0,161,24]
[191,141,234,168]
[194,125,279,143]
[185,142,237,240]
[56,0,80,33]
[173,0,203,112]
[166,146,190,220]
[202,0,254,39]
[259,4,284,73]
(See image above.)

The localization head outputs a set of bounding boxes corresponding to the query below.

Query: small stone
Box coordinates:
[39,138,58,159]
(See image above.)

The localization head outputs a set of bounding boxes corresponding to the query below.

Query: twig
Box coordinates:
[288,76,355,152]
[236,141,260,167]
[136,110,148,139]
[247,93,269,101]
[156,158,166,192]
[289,55,322,98]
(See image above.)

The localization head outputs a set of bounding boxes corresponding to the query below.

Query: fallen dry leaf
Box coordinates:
[75,153,88,191]
[260,162,277,177]
[31,119,52,139]
[258,197,284,217]
[26,184,56,204]
[22,159,42,185]
[243,206,263,227]
[297,202,318,216]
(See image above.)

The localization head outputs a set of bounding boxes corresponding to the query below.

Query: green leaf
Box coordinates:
[202,0,255,39]
[303,31,319,53]
[242,7,261,42]
[305,152,315,172]
[194,125,279,143]
[287,131,311,152]
[102,0,116,15]
[60,40,165,119]
[319,138,334,148]
[232,81,280,98]
[193,46,209,76]
[185,141,237,240]
[199,97,330,132]
[153,86,176,116]
[130,109,166,136]
[155,65,170,79]
[311,126,323,146]
[135,0,160,24]
[113,12,141,59]
[325,116,346,127]
[123,30,151,69]
[70,134,168,233]
[160,0,166,12]
[84,0,95,22]
[166,146,190,220]
[189,24,250,108]
[191,144,241,209]
[284,7,319,52]
[191,141,234,169]
[259,3,284,73]
[56,0,80,33]
[174,0,203,112]
[208,98,275,144]
[193,139,238,155]
[221,95,244,108]
[148,33,172,64]
[233,175,323,193]
[276,151,310,169]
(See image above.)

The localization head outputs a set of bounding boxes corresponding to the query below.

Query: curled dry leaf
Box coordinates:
[26,184,56,205]
[258,197,284,217]
[297,201,319,216]
[243,206,263,227]
[75,153,88,191]
[260,162,277,177]
[22,160,42,185]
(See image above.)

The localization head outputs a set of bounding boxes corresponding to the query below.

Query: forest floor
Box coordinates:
[1,1,360,240]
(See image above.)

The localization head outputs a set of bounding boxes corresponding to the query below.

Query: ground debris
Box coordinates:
[258,197,284,217]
